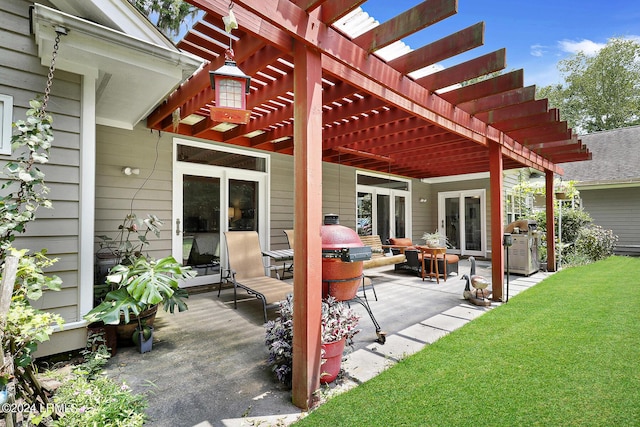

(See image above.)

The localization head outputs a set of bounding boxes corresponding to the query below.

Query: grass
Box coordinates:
[294,256,640,426]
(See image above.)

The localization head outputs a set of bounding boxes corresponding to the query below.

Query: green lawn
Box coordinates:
[295,256,640,426]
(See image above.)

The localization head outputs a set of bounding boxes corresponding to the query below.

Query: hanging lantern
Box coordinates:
[209,49,251,125]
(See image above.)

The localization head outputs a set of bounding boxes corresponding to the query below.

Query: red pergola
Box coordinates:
[146,0,590,408]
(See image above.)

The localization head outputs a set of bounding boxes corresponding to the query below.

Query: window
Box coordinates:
[0,94,13,155]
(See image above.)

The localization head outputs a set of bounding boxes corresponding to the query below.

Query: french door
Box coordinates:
[172,141,268,287]
[438,190,486,257]
[356,172,410,244]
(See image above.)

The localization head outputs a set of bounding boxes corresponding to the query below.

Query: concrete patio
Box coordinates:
[104,258,552,427]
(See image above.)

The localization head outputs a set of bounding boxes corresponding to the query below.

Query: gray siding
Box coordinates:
[581,187,640,253]
[1,0,81,323]
[95,124,174,259]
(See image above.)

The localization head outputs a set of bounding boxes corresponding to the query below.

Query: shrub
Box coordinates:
[50,375,147,427]
[572,225,618,264]
[265,295,360,387]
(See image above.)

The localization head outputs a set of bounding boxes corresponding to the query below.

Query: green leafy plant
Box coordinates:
[422,230,448,248]
[85,255,194,325]
[50,374,147,427]
[265,295,360,387]
[571,225,618,265]
[0,100,63,407]
[96,213,163,266]
[0,99,53,258]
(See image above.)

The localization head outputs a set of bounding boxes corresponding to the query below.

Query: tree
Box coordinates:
[537,38,640,133]
[129,0,198,38]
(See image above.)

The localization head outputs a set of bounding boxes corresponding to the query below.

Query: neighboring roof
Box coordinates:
[147,0,591,179]
[562,125,640,188]
[31,2,203,129]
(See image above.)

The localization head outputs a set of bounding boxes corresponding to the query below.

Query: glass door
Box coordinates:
[438,190,486,257]
[356,172,410,245]
[181,175,222,286]
[173,141,268,287]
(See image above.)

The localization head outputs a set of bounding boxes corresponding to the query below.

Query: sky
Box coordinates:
[359,0,640,87]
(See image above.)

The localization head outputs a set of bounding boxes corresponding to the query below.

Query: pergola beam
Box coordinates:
[388,22,485,74]
[417,48,506,91]
[352,0,457,53]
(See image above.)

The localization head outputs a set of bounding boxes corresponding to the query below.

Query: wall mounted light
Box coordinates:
[419,198,428,203]
[122,167,140,176]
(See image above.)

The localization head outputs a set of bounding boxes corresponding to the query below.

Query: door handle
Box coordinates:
[176,218,181,236]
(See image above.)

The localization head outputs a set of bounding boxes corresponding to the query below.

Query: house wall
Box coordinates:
[429,178,492,256]
[268,152,430,248]
[1,0,87,355]
[95,124,174,259]
[580,187,640,255]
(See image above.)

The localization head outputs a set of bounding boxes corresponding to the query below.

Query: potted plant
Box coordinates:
[87,213,195,351]
[265,295,360,387]
[422,230,447,248]
[95,213,162,293]
[319,296,360,383]
[85,254,195,351]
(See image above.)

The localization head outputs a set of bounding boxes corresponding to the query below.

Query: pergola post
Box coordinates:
[489,140,504,301]
[291,41,323,410]
[545,170,557,272]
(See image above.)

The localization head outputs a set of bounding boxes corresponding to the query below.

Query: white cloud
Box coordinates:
[530,44,546,57]
[558,39,605,56]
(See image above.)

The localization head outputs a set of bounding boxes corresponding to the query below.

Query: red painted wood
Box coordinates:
[291,41,323,411]
[319,0,368,24]
[151,0,590,180]
[545,171,556,272]
[416,49,506,91]
[489,141,504,301]
[388,22,485,74]
[353,0,457,53]
[477,99,548,124]
[439,69,523,105]
[459,87,537,116]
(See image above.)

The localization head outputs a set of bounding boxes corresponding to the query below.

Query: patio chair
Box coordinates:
[280,229,295,279]
[223,231,292,322]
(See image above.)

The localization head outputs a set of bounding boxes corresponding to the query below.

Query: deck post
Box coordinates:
[489,140,504,301]
[545,170,557,272]
[291,40,323,410]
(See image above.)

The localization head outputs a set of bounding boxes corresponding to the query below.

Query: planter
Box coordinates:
[87,322,118,356]
[115,305,158,345]
[134,326,154,354]
[320,337,346,384]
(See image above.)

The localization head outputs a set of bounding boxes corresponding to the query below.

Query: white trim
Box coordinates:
[0,94,13,155]
[79,74,97,318]
[355,170,412,239]
[437,189,487,257]
[52,320,88,333]
[172,138,271,287]
[421,172,489,184]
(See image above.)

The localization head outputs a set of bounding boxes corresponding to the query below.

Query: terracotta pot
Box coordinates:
[320,337,346,384]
